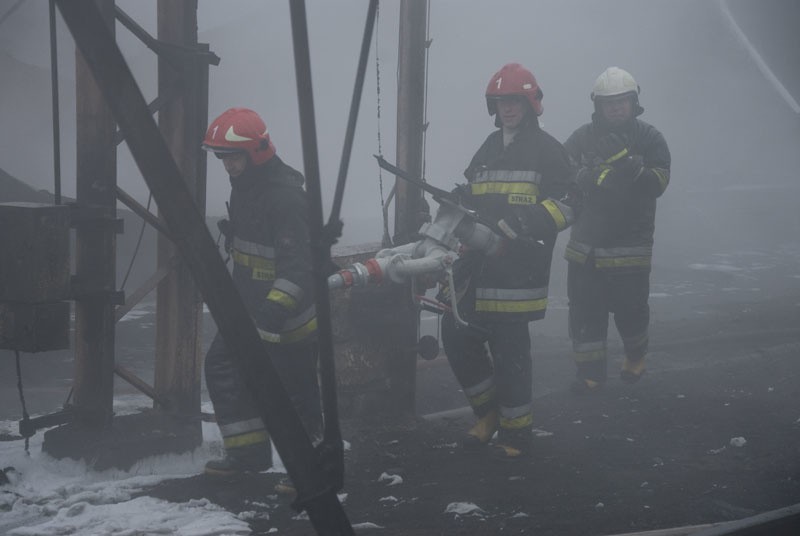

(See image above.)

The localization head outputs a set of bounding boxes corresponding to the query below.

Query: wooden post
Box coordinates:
[154,0,208,418]
[391,0,428,416]
[72,0,117,427]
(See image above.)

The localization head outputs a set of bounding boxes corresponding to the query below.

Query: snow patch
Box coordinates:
[0,416,253,536]
[729,436,747,447]
[688,263,742,273]
[378,472,403,486]
[353,521,384,529]
[444,502,485,516]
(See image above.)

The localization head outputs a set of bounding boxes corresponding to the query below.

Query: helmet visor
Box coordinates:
[201,143,247,158]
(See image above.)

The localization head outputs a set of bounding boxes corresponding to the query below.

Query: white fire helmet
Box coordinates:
[590,66,639,101]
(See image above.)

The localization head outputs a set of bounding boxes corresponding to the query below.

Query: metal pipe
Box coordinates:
[49,0,62,205]
[288,1,353,531]
[386,249,450,282]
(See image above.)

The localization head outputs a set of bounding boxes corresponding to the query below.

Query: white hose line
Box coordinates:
[717,0,800,113]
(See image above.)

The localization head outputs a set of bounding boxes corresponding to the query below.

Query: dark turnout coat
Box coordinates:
[563,117,671,273]
[228,156,317,343]
[459,117,575,323]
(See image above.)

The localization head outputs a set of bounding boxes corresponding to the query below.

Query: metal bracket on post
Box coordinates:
[114,6,220,68]
[18,408,73,438]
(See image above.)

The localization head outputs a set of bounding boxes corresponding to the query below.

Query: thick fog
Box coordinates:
[1,0,798,259]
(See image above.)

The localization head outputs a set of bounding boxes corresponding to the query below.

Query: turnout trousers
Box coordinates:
[567,260,650,383]
[441,313,533,444]
[204,331,323,459]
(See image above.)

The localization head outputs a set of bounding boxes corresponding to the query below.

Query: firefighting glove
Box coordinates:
[496,205,556,242]
[598,155,644,190]
[217,218,234,253]
[451,183,476,209]
[575,165,608,192]
[256,299,292,336]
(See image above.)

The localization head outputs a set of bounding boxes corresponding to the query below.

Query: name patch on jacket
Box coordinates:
[508,194,537,205]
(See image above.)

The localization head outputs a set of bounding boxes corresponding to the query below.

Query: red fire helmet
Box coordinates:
[485,63,544,116]
[202,107,276,165]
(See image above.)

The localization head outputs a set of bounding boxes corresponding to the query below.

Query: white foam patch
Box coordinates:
[0,403,261,536]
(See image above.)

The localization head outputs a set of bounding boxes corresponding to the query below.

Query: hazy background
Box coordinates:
[1,0,798,290]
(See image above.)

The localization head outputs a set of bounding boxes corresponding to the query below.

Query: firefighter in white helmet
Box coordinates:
[440,63,578,461]
[563,67,671,393]
[200,107,322,476]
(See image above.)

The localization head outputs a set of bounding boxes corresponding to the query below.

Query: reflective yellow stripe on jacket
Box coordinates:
[565,240,652,271]
[267,278,305,311]
[653,167,670,195]
[257,304,317,344]
[594,245,652,269]
[232,237,276,281]
[474,287,548,314]
[472,169,542,205]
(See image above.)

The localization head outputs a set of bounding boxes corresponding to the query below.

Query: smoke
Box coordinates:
[1,0,797,255]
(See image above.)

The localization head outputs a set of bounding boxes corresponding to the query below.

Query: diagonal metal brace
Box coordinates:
[55,2,350,534]
[115,6,220,68]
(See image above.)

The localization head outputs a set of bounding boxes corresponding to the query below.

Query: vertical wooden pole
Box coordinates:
[391,0,428,416]
[73,0,116,426]
[154,0,207,418]
[394,0,427,244]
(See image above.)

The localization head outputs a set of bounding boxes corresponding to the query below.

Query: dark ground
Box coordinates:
[2,194,800,536]
[141,238,800,536]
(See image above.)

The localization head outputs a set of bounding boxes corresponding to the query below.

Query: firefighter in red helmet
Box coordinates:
[440,63,578,460]
[200,107,322,476]
[563,67,671,393]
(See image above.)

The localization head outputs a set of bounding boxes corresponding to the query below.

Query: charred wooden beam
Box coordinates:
[72,0,117,428]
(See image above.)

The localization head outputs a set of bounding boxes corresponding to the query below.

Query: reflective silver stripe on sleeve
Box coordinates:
[500,402,533,420]
[463,376,495,398]
[474,169,542,184]
[218,418,265,437]
[271,278,304,302]
[232,237,276,259]
[282,304,316,331]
